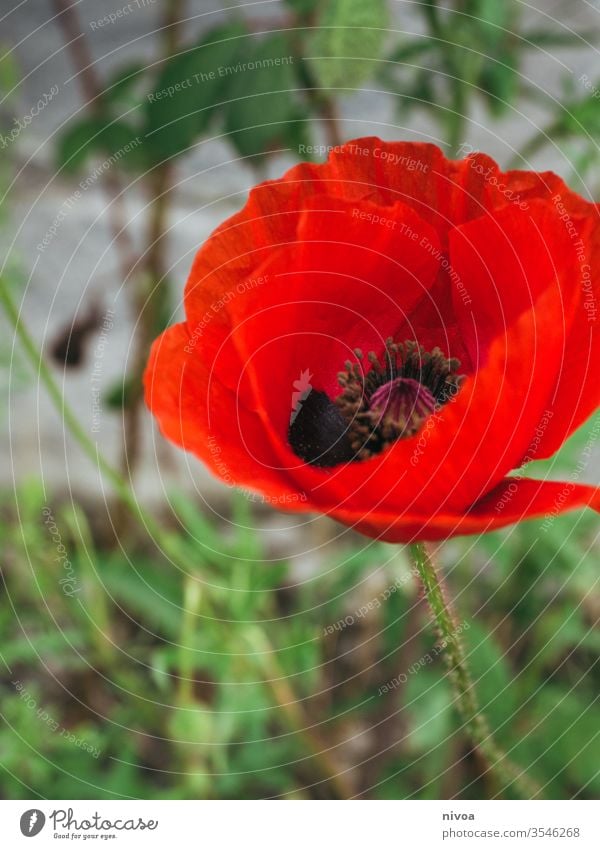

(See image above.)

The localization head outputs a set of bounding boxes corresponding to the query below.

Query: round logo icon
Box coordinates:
[19,810,46,837]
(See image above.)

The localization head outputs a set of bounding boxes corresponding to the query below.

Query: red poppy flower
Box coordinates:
[144,137,600,542]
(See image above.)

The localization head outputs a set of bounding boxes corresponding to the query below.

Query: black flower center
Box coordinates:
[288,338,464,467]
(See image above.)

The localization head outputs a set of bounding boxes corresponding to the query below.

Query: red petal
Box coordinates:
[146,137,600,543]
[251,204,580,519]
[144,323,305,496]
[223,196,441,426]
[326,477,600,542]
[449,198,578,369]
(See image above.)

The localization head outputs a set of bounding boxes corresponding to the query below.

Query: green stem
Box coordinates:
[409,542,541,799]
[177,575,203,705]
[246,627,354,799]
[422,0,471,156]
[507,120,563,169]
[2,283,128,499]
[59,503,117,666]
[447,80,467,156]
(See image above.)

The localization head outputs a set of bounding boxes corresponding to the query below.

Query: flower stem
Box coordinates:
[408,542,541,799]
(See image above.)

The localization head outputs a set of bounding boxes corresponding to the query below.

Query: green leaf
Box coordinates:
[467,0,516,49]
[57,118,106,172]
[514,688,600,795]
[396,68,437,117]
[103,62,147,105]
[223,33,306,158]
[102,557,182,637]
[283,0,319,13]
[308,0,389,90]
[562,93,600,137]
[461,620,516,729]
[530,609,600,675]
[168,493,224,559]
[56,118,143,173]
[405,670,453,753]
[103,373,139,410]
[521,29,600,49]
[387,40,433,64]
[144,21,246,162]
[168,705,214,745]
[0,45,19,95]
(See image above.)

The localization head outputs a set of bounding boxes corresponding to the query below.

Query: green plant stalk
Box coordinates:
[177,575,203,706]
[441,46,470,156]
[447,78,467,155]
[409,542,541,799]
[508,119,563,169]
[0,281,140,517]
[422,0,471,156]
[59,503,117,666]
[246,627,354,800]
[1,277,349,798]
[0,279,200,585]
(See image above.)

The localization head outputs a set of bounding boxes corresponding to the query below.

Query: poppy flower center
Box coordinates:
[288,339,463,467]
[363,376,437,438]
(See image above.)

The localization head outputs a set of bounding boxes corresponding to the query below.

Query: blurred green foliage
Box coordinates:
[307,0,389,90]
[0,47,29,397]
[50,0,600,184]
[1,414,598,798]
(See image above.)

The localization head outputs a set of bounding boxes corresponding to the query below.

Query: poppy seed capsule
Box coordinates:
[288,340,462,466]
[332,339,463,462]
[369,377,436,435]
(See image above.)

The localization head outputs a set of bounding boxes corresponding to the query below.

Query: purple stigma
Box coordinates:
[368,377,436,436]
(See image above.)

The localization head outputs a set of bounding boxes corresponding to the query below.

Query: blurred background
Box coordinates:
[0,0,599,799]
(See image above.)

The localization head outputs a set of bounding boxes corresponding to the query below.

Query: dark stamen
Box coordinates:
[288,338,464,467]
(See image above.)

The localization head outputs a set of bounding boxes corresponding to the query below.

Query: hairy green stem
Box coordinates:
[409,542,541,799]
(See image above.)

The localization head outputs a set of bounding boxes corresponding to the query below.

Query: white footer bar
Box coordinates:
[1,800,597,848]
